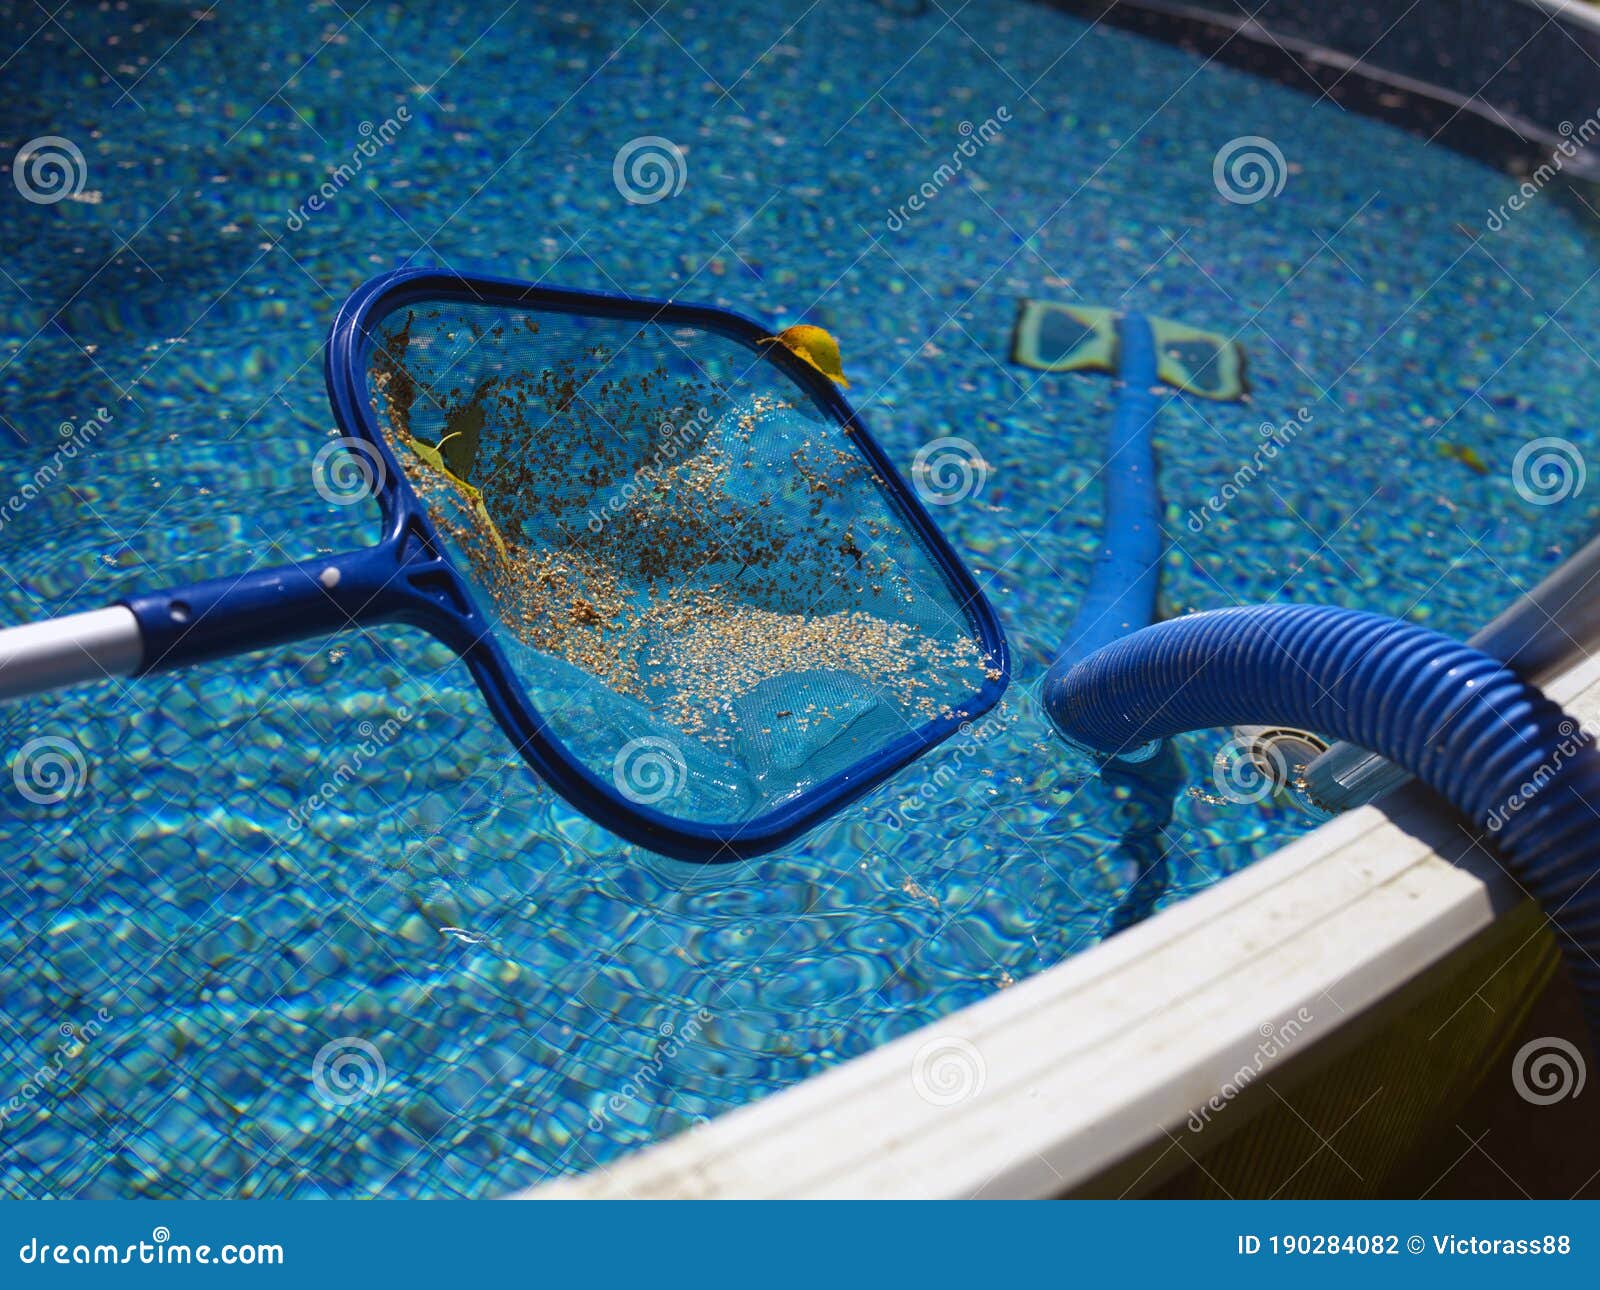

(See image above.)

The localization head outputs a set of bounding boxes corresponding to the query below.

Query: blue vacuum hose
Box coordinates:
[1045,313,1173,927]
[1044,313,1165,676]
[1045,602,1600,1037]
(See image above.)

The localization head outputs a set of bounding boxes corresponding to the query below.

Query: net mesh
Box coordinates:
[364,296,998,829]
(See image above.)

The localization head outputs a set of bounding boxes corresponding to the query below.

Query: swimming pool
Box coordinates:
[1,0,1596,1199]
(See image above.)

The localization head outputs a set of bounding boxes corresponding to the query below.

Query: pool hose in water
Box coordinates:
[1044,602,1600,1040]
[1022,310,1211,928]
[1033,313,1175,932]
[1046,312,1164,674]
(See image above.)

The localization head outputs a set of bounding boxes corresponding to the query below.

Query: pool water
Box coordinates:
[1,0,1596,1199]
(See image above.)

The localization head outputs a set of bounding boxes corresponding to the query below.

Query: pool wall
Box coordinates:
[1050,0,1600,181]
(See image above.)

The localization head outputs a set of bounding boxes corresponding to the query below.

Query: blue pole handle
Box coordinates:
[120,530,475,676]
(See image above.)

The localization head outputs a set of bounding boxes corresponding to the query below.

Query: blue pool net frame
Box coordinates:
[320,268,1011,862]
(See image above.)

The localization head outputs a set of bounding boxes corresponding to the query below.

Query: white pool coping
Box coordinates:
[525,650,1600,1199]
[1526,0,1600,37]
